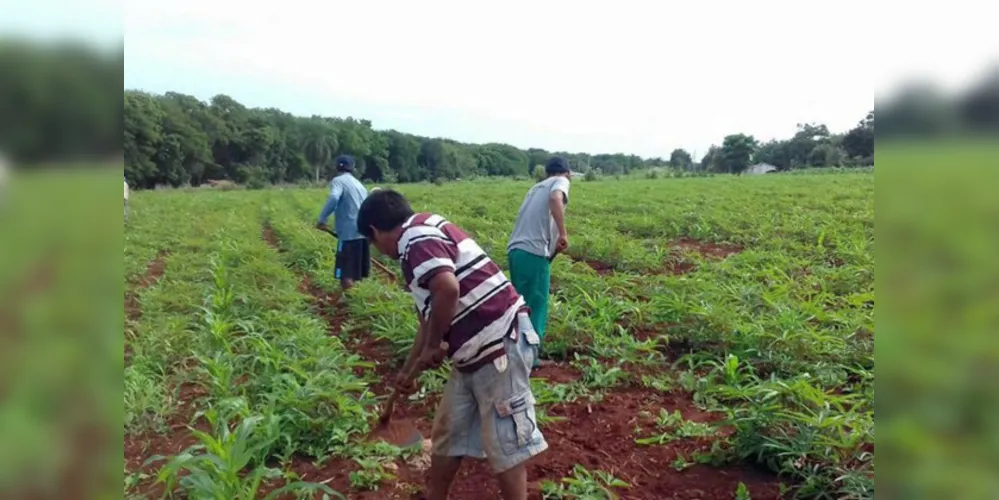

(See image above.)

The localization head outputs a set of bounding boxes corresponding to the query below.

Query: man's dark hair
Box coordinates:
[545,156,571,176]
[357,189,415,239]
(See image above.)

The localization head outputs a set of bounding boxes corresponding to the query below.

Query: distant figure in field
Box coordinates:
[0,156,8,209]
[124,176,129,221]
[507,156,573,369]
[316,154,370,290]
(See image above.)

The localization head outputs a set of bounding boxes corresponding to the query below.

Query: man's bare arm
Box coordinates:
[549,190,568,238]
[400,310,427,377]
[423,271,460,351]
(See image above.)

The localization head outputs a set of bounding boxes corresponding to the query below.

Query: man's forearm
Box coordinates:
[317,196,338,223]
[550,197,567,236]
[424,289,458,352]
[401,321,426,376]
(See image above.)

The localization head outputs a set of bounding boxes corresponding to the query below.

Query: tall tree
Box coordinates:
[668,148,693,169]
[841,111,875,160]
[720,134,758,174]
[301,120,337,183]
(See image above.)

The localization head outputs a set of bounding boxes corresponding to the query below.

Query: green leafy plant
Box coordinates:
[147,406,343,499]
[540,465,630,499]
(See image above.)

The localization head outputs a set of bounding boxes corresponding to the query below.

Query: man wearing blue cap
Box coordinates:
[507,156,573,369]
[316,154,371,291]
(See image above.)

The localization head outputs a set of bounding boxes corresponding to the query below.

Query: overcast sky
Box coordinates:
[5,0,997,160]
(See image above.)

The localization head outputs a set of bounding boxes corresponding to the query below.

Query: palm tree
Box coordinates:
[302,122,338,184]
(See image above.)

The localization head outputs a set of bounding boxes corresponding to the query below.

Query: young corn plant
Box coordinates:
[636,409,717,446]
[147,405,342,499]
[540,465,630,500]
[572,355,628,390]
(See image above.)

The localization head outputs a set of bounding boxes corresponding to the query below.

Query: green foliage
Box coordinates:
[720,134,759,174]
[243,166,269,190]
[146,403,342,499]
[635,409,717,446]
[125,157,875,499]
[541,465,630,499]
[841,112,874,160]
[669,148,694,169]
[753,121,871,170]
[118,89,670,189]
[533,165,546,181]
[0,40,121,163]
[736,482,753,500]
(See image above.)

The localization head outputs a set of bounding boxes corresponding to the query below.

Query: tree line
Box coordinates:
[7,38,997,186]
[124,89,669,189]
[691,113,875,175]
[0,38,122,165]
[122,88,878,188]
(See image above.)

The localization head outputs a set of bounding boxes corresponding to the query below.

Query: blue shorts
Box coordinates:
[430,312,548,473]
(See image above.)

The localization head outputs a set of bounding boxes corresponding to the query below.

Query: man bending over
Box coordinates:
[357,189,548,500]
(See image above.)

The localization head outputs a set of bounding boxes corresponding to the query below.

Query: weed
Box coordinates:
[541,465,630,499]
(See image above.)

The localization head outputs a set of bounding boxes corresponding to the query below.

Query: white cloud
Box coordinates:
[122,0,995,158]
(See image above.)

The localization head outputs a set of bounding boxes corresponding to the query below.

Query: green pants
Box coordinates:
[507,249,551,365]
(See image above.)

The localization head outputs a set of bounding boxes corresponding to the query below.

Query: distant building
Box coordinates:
[746,163,778,175]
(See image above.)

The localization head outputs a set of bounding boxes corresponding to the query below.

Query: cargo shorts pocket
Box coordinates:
[494,391,539,455]
[517,312,540,345]
[517,312,541,364]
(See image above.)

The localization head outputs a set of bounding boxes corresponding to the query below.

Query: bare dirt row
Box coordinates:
[260,227,784,500]
[122,230,783,500]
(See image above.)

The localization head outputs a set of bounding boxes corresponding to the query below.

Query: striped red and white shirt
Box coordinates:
[398,213,526,373]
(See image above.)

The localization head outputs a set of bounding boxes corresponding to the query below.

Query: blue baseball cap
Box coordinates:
[335,154,355,172]
[545,156,573,176]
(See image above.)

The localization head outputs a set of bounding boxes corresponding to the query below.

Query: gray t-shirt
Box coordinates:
[507,176,571,258]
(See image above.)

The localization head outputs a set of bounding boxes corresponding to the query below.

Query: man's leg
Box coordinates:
[427,369,481,499]
[507,250,551,367]
[475,316,548,499]
[496,464,529,500]
[336,239,358,291]
[427,455,463,500]
[359,238,372,280]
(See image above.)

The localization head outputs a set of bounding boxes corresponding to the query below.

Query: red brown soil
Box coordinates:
[443,389,783,500]
[263,223,349,336]
[131,225,785,500]
[532,362,582,384]
[1,256,57,338]
[299,275,350,337]
[671,238,743,260]
[583,259,616,275]
[630,324,671,343]
[125,250,170,323]
[663,258,698,275]
[124,383,209,499]
[258,222,437,497]
[658,238,743,276]
[125,250,171,362]
[285,351,785,499]
[262,224,283,251]
[568,239,742,278]
[267,386,784,500]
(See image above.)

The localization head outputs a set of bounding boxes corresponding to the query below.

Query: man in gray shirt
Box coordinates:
[507,156,573,368]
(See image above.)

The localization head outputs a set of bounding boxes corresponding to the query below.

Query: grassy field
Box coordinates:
[123,171,874,499]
